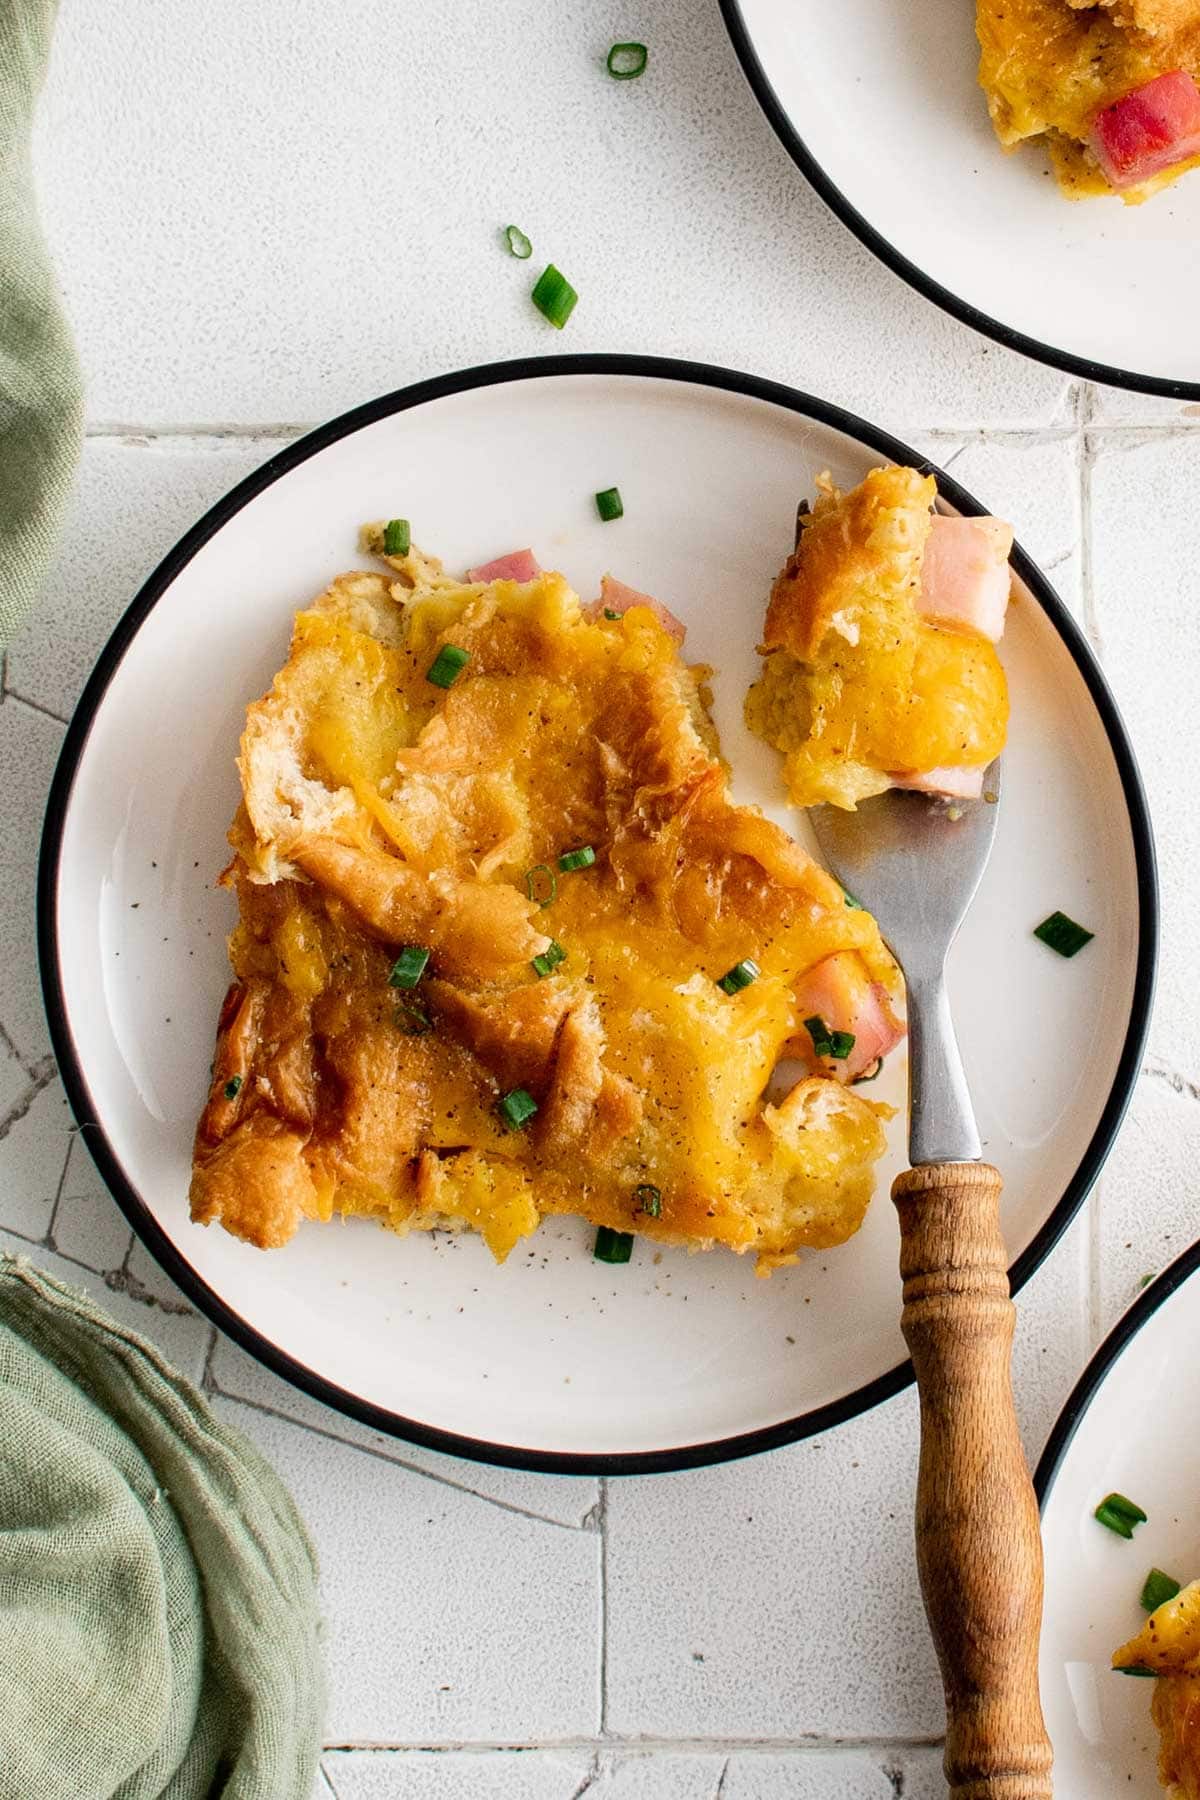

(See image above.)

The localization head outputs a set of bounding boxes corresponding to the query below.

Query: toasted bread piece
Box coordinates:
[191,550,902,1270]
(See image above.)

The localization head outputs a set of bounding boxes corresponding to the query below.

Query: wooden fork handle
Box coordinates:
[892,1162,1053,1800]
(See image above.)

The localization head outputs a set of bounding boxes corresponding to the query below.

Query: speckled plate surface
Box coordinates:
[722,0,1200,398]
[1037,1242,1200,1796]
[39,355,1156,1472]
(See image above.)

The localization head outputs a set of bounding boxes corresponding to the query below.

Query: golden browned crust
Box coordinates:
[190,560,899,1268]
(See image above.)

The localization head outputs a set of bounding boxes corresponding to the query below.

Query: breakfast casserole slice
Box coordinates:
[1114,1576,1200,1796]
[190,537,903,1272]
[977,0,1200,200]
[744,466,1012,811]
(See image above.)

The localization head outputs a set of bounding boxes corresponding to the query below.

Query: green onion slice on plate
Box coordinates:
[504,224,532,259]
[717,959,760,996]
[531,940,567,979]
[1034,910,1094,958]
[499,1088,538,1131]
[525,865,557,908]
[1141,1568,1181,1612]
[388,945,430,989]
[1094,1492,1147,1538]
[383,518,410,556]
[426,645,470,688]
[595,487,624,522]
[607,41,648,79]
[594,1226,634,1263]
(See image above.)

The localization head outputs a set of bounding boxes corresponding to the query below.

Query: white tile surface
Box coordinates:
[3,0,1193,1787]
[6,436,285,720]
[217,1396,602,1744]
[32,0,1073,432]
[0,697,62,1064]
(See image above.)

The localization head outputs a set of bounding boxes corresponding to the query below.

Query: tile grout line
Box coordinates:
[3,688,70,728]
[318,1733,946,1754]
[210,1379,599,1533]
[598,1474,609,1736]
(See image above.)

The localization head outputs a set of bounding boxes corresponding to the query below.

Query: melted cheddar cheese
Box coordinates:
[191,546,900,1271]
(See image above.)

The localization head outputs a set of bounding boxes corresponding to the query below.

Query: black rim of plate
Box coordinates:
[1035,1237,1200,1506]
[718,0,1200,403]
[37,352,1159,1476]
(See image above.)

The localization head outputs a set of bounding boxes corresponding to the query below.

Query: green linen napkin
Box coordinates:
[0,1257,324,1800]
[1,0,84,645]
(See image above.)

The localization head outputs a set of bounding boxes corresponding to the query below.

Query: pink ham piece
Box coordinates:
[1090,69,1200,191]
[792,951,905,1084]
[584,575,687,645]
[466,549,542,584]
[890,765,986,801]
[918,515,1013,644]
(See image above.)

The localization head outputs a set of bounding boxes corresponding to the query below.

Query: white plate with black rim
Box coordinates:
[721,0,1200,400]
[38,354,1156,1473]
[1037,1242,1200,1795]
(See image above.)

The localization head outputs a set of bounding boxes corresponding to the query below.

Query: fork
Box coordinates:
[811,769,1054,1800]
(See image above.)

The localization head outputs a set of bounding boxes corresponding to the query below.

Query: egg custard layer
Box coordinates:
[190,543,899,1273]
[1114,1577,1200,1796]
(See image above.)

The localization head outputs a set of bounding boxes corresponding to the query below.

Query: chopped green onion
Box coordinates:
[426,644,470,688]
[717,959,760,996]
[843,888,862,910]
[607,41,648,79]
[1141,1569,1181,1612]
[852,1058,883,1085]
[594,1226,633,1263]
[635,1184,662,1218]
[525,865,557,908]
[504,224,533,260]
[499,1088,538,1130]
[595,487,624,522]
[558,845,596,872]
[383,518,411,557]
[395,1000,432,1037]
[531,939,567,979]
[388,945,430,989]
[603,608,623,620]
[1115,1665,1158,1677]
[531,264,578,330]
[1095,1493,1147,1538]
[223,1075,242,1101]
[1034,910,1094,959]
[804,1015,856,1060]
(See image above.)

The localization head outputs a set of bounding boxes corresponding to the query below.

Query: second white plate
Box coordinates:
[723,0,1200,397]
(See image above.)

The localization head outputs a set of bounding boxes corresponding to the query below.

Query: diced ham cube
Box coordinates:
[466,549,542,584]
[1090,69,1200,191]
[918,515,1013,643]
[890,765,986,800]
[792,951,905,1084]
[584,575,687,645]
